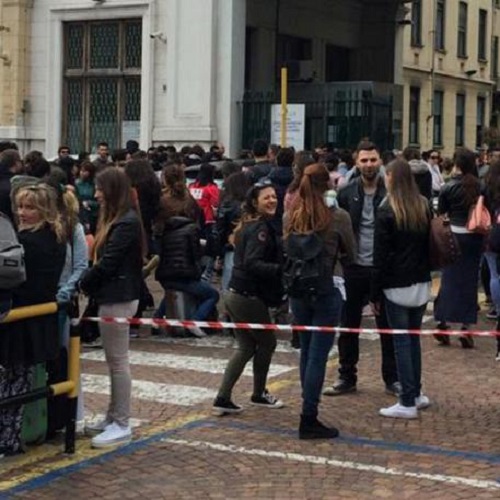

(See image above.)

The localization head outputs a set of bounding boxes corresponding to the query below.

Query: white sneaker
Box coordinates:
[379,402,418,419]
[415,394,431,410]
[187,326,207,338]
[91,422,132,448]
[84,417,112,436]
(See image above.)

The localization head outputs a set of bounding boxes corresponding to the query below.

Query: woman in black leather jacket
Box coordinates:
[80,168,145,448]
[371,159,432,420]
[216,171,251,292]
[213,180,285,415]
[434,148,484,348]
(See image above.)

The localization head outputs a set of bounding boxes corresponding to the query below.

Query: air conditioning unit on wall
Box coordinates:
[286,60,314,82]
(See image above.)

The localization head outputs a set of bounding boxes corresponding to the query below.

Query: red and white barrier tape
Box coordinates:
[82,317,500,337]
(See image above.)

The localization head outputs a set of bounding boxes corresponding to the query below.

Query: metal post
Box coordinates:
[64,318,81,454]
[281,67,288,147]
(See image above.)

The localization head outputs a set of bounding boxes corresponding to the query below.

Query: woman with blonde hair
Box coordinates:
[371,159,432,419]
[0,184,66,455]
[285,163,355,439]
[80,167,145,448]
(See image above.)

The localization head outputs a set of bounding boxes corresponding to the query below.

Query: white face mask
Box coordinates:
[324,189,338,208]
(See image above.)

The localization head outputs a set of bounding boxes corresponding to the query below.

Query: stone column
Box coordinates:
[158,0,246,155]
[215,0,246,156]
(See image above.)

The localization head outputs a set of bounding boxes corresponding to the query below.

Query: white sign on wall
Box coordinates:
[122,121,141,147]
[270,104,305,150]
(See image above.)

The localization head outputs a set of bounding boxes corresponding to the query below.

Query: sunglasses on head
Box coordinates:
[253,178,273,189]
[430,155,440,159]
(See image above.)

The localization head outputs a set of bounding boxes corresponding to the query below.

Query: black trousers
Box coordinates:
[338,265,398,386]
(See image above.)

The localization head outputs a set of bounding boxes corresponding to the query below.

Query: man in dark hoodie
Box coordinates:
[246,139,274,183]
[267,147,294,236]
[402,147,432,200]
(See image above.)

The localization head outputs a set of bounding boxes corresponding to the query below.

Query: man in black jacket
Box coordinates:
[323,141,399,396]
[0,149,23,221]
[246,139,274,183]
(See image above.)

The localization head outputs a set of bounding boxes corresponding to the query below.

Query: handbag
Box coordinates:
[466,195,491,235]
[429,215,462,271]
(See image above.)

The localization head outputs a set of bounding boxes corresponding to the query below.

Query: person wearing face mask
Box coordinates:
[213,180,285,415]
[285,163,355,439]
[323,141,399,398]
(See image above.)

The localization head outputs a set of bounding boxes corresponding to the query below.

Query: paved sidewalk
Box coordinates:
[1,319,500,499]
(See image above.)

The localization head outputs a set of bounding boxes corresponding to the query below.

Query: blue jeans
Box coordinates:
[221,251,234,292]
[485,252,500,313]
[384,299,426,407]
[161,279,219,321]
[291,289,342,417]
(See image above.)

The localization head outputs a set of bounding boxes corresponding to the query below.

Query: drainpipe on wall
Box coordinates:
[426,0,436,148]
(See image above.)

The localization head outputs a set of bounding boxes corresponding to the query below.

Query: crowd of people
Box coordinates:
[0,135,498,455]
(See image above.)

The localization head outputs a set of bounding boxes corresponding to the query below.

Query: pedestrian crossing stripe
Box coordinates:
[81,350,296,377]
[81,374,217,406]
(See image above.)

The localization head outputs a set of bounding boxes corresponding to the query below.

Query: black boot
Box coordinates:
[299,415,339,440]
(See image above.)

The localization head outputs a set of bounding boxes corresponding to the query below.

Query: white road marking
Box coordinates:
[162,439,500,491]
[81,374,216,406]
[147,336,306,352]
[81,350,295,377]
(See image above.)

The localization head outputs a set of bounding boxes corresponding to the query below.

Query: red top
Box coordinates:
[188,181,220,224]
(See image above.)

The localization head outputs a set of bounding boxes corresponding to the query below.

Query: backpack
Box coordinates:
[283,232,325,297]
[0,212,26,288]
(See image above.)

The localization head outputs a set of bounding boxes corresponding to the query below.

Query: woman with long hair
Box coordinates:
[154,162,219,338]
[213,180,285,415]
[124,159,162,330]
[434,148,484,348]
[216,171,252,292]
[0,184,66,455]
[285,163,355,439]
[80,168,145,448]
[371,159,432,419]
[283,151,315,215]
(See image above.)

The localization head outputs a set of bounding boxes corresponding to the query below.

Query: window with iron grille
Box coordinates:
[435,0,446,51]
[476,96,486,148]
[433,91,444,147]
[62,20,142,153]
[409,87,420,145]
[455,94,466,146]
[478,9,488,61]
[457,2,468,58]
[411,1,422,47]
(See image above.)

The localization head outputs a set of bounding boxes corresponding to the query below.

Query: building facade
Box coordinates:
[402,0,497,156]
[0,0,408,156]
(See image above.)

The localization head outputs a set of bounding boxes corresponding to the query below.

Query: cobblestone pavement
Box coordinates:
[1,282,500,499]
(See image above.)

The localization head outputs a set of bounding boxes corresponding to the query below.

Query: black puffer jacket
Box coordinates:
[80,209,143,304]
[155,216,202,282]
[229,218,284,307]
[371,199,432,302]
